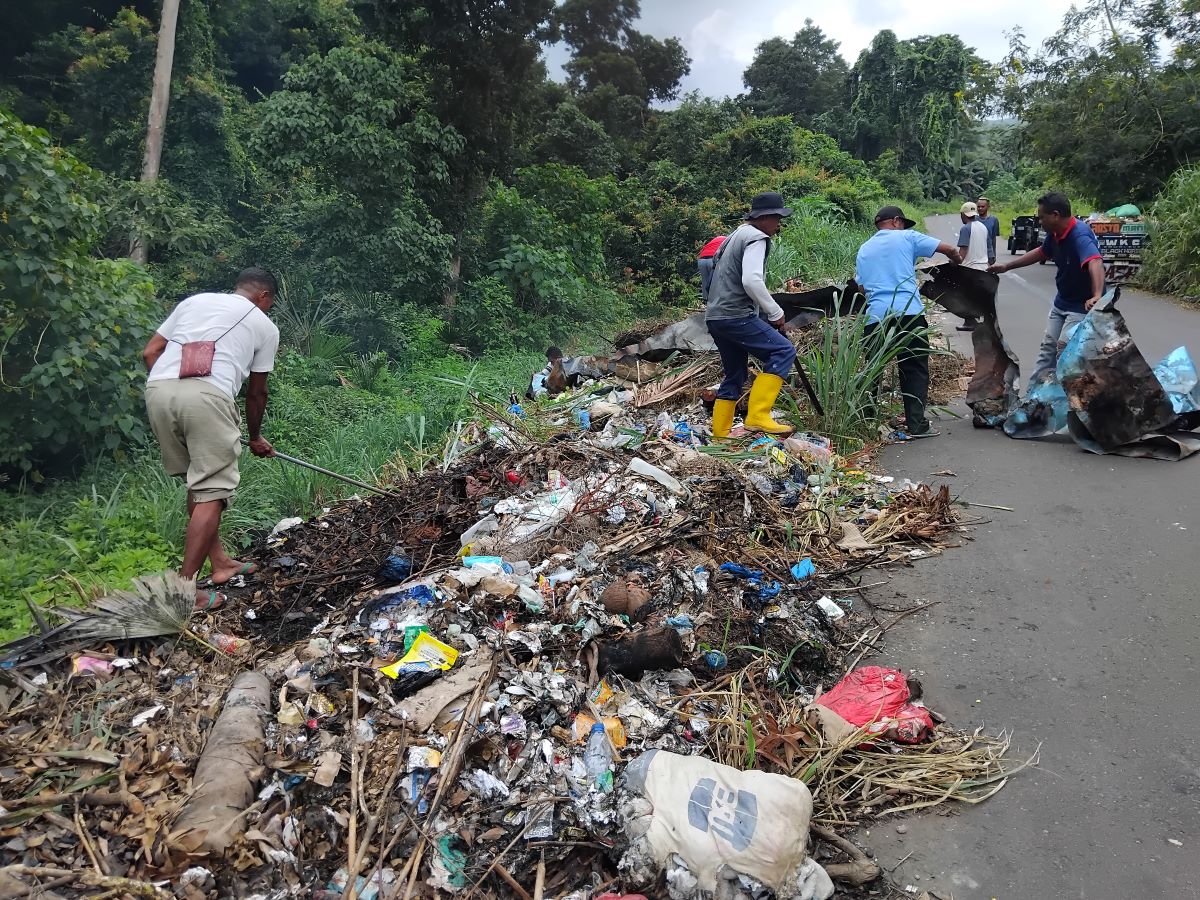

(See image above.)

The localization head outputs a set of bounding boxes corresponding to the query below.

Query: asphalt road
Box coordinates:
[861,215,1200,898]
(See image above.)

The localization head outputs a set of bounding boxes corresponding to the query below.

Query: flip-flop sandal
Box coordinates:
[194,590,227,612]
[207,562,260,587]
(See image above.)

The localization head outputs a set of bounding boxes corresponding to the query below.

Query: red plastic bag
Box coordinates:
[815,666,934,744]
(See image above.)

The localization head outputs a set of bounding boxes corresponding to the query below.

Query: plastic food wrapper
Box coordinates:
[814,666,933,744]
[380,632,458,679]
[784,433,832,465]
[815,596,845,622]
[572,713,627,748]
[620,749,834,899]
[71,655,115,677]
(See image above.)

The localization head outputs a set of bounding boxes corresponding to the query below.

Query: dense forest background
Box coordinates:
[2,0,1199,633]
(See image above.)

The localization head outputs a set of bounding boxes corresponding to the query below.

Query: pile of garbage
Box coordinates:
[0,327,1026,900]
[920,266,1200,460]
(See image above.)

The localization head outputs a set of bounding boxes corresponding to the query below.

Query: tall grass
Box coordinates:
[767,199,871,289]
[782,312,948,452]
[767,197,953,290]
[0,347,543,641]
[1140,163,1200,299]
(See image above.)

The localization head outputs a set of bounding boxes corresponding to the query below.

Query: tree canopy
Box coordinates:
[742,20,849,129]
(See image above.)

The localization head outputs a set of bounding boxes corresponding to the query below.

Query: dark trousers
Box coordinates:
[865,315,931,434]
[706,315,797,400]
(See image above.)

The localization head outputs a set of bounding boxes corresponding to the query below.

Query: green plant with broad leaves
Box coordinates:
[0,112,158,478]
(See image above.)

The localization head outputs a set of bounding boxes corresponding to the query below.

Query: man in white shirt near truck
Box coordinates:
[955,201,990,331]
[141,267,280,611]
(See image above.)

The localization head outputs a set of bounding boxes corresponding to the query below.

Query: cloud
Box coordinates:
[625,0,1079,99]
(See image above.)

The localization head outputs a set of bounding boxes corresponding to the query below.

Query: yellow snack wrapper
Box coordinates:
[572,713,627,748]
[380,632,459,679]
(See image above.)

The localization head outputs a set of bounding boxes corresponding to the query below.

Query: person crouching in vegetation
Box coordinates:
[141,267,280,611]
[855,207,962,440]
[528,346,566,399]
[705,192,796,438]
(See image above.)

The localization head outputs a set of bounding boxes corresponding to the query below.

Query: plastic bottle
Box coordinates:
[210,633,251,655]
[583,722,614,792]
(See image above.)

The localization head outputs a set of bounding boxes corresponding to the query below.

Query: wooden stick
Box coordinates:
[400,657,497,898]
[881,600,941,633]
[0,867,168,898]
[4,790,129,811]
[346,724,408,894]
[960,500,1014,511]
[493,863,534,900]
[344,668,360,900]
[73,801,106,876]
[5,874,76,897]
[533,853,546,900]
[464,818,536,896]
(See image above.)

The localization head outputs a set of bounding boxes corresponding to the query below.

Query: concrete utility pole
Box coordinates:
[130,0,181,265]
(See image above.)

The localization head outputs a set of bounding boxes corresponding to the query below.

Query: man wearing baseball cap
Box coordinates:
[705,191,796,438]
[955,201,990,331]
[854,206,962,439]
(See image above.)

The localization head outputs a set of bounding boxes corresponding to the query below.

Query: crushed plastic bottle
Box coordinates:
[583,722,614,793]
[210,633,251,655]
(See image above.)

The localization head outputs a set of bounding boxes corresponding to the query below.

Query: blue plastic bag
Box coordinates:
[790,558,816,581]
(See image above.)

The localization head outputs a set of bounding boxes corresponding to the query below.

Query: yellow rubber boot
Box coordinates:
[710,398,736,439]
[744,373,793,435]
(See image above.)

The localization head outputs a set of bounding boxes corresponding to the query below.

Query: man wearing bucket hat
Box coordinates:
[705,191,797,438]
[855,206,962,440]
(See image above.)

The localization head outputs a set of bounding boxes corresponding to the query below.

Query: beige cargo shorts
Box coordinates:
[144,379,242,502]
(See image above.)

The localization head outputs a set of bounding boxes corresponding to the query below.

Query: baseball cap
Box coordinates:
[960,201,979,217]
[874,206,916,229]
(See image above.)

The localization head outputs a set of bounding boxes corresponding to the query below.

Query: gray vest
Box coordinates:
[705,223,771,321]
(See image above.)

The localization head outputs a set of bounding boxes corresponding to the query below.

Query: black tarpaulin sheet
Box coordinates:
[1058,292,1200,459]
[918,264,1020,426]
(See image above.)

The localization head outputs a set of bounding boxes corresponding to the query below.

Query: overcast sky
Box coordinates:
[544,0,1081,100]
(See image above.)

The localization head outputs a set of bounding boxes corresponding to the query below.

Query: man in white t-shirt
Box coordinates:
[141,267,280,610]
[955,201,990,331]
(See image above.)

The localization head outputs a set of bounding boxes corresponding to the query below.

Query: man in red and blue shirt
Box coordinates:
[990,192,1105,388]
[697,235,727,301]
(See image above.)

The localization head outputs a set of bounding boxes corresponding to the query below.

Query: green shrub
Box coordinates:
[766,199,872,288]
[0,112,159,478]
[1140,164,1200,299]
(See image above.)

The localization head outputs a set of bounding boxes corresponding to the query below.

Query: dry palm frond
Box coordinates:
[864,483,958,543]
[0,571,195,668]
[633,358,720,408]
[696,664,1037,827]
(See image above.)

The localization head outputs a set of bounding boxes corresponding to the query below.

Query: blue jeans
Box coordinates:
[1031,305,1085,389]
[706,315,797,400]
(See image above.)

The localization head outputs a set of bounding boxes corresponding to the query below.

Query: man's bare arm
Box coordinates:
[990,246,1045,273]
[245,371,274,457]
[142,333,168,372]
[1083,258,1106,310]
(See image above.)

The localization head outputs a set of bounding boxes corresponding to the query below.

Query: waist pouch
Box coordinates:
[173,307,254,379]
